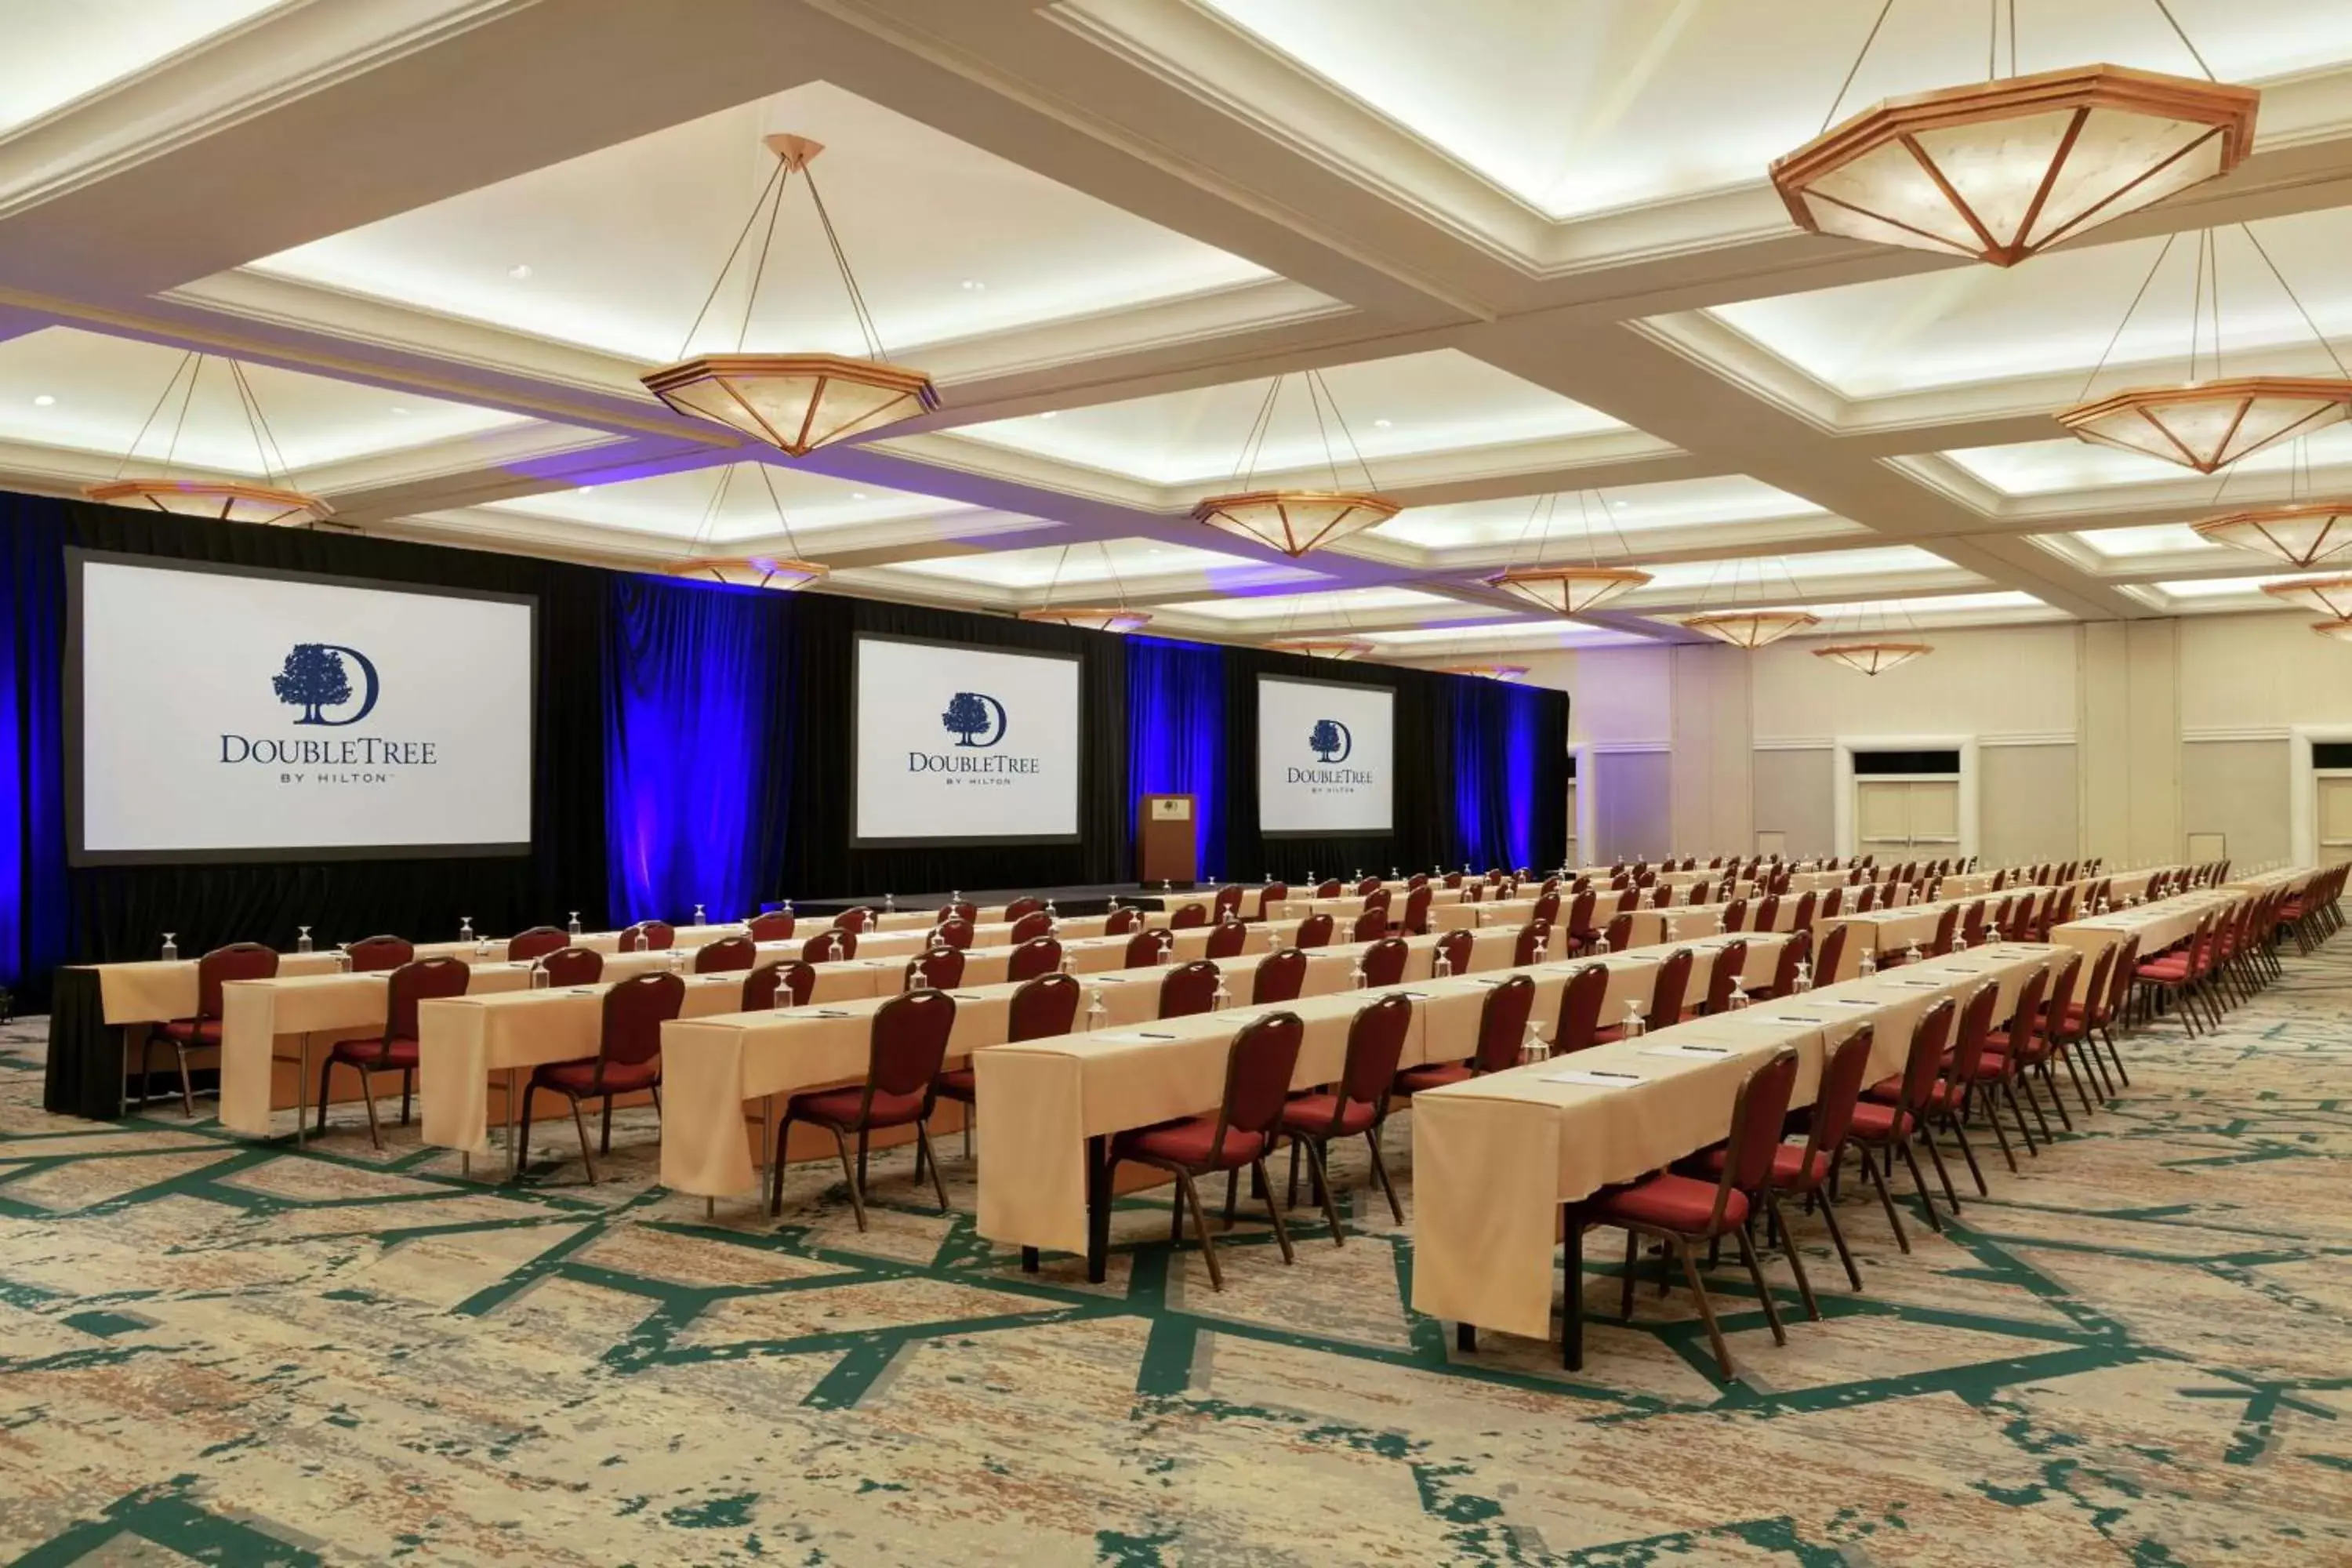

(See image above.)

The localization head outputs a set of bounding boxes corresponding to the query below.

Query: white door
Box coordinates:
[1857,779,1961,856]
[2320,774,2352,867]
[1563,779,1579,869]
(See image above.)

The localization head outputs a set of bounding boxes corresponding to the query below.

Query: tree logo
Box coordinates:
[940,691,1008,748]
[1309,717,1352,763]
[271,643,381,727]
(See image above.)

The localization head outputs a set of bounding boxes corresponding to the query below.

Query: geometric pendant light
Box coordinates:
[1018,540,1152,633]
[2311,618,2352,643]
[1680,555,1820,649]
[2190,502,2352,569]
[1485,492,1652,616]
[2059,379,2352,474]
[2259,574,2352,619]
[1190,370,1401,557]
[83,353,331,527]
[662,462,826,593]
[1439,662,1530,681]
[1266,637,1374,661]
[1813,639,1933,676]
[642,135,937,456]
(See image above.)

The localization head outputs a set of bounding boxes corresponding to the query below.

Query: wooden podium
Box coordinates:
[1137,793,1197,887]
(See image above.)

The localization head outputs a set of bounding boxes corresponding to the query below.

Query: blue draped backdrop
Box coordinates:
[603,575,793,925]
[1127,636,1226,880]
[0,496,67,1005]
[1449,674,1547,871]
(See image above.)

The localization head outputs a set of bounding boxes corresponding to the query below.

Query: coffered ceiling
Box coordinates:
[5,0,2352,659]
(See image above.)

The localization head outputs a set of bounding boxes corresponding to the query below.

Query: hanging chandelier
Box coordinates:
[1681,556,1820,649]
[1771,4,2256,268]
[2311,619,2352,643]
[1439,662,1530,682]
[662,462,826,593]
[1017,540,1151,633]
[2060,226,2352,474]
[1189,371,1399,557]
[1267,637,1373,661]
[1810,595,1933,676]
[2259,575,2352,619]
[2190,502,2352,572]
[1486,491,1652,615]
[83,353,330,527]
[643,134,936,456]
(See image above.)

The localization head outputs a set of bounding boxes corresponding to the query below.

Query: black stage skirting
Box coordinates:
[785,883,1200,917]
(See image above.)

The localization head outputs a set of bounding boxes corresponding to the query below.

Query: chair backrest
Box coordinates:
[2038,949,2083,1045]
[1205,920,1249,959]
[1316,878,1344,898]
[1158,959,1221,1018]
[862,989,957,1109]
[1356,875,1384,896]
[1008,935,1063,982]
[1352,909,1388,943]
[1123,930,1169,968]
[1721,896,1748,932]
[2106,931,2141,1016]
[1008,910,1052,945]
[747,911,796,943]
[599,971,686,1073]
[906,946,965,991]
[1961,900,1987,944]
[1409,873,1431,889]
[1941,979,2001,1088]
[1472,973,1537,1072]
[383,956,470,1041]
[1818,887,1843,919]
[1702,939,1748,1013]
[1297,913,1335,949]
[2074,943,2117,1029]
[1532,891,1562,927]
[1004,896,1044,923]
[1762,928,1807,994]
[1566,890,1596,935]
[1335,993,1414,1111]
[540,946,604,987]
[1790,891,1817,930]
[1814,924,1848,985]
[1105,906,1141,935]
[1893,996,1958,1116]
[1646,948,1696,1023]
[1170,902,1210,931]
[1685,880,1710,906]
[1755,895,1780,931]
[1554,963,1610,1054]
[618,921,673,953]
[1512,920,1548,967]
[347,935,414,973]
[1433,927,1474,975]
[1403,884,1434,934]
[1704,1049,1802,1228]
[932,916,975,952]
[742,959,813,1011]
[1252,948,1308,1004]
[1802,1024,1877,1165]
[1855,884,1878,913]
[1445,871,1465,887]
[695,935,757,974]
[1212,884,1243,921]
[2002,965,2050,1058]
[1361,935,1410,988]
[193,942,279,1018]
[1212,1012,1305,1142]
[942,901,978,925]
[801,930,855,963]
[508,926,568,963]
[1262,881,1289,906]
[1008,971,1081,1040]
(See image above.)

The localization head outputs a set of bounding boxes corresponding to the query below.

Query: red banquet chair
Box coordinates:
[316,956,470,1149]
[1359,935,1410,988]
[1109,1011,1302,1291]
[538,946,604,986]
[1551,962,1611,1055]
[931,916,975,952]
[771,988,957,1229]
[1004,896,1044,924]
[1212,885,1244,924]
[1105,906,1142,937]
[940,901,978,926]
[800,930,855,964]
[1123,929,1174,967]
[1170,902,1210,931]
[742,959,815,1011]
[507,926,568,964]
[1563,1048,1801,1377]
[1702,1024,1878,1308]
[346,935,414,972]
[1295,913,1336,949]
[615,922,673,953]
[832,907,873,935]
[927,971,1079,1170]
[1432,927,1474,977]
[1849,996,1963,1247]
[1206,920,1250,960]
[143,942,278,1116]
[1401,884,1435,936]
[1007,935,1063,982]
[906,946,964,991]
[1602,912,1635,951]
[695,935,757,974]
[1008,911,1053,946]
[1392,973,1534,1099]
[1690,939,1748,1018]
[1281,993,1412,1236]
[1253,948,1308,1004]
[746,911,796,943]
[1158,960,1221,1018]
[1352,909,1389,943]
[1592,948,1693,1044]
[1513,921,1550,967]
[1315,879,1345,898]
[520,971,684,1185]
[1251,883,1288,922]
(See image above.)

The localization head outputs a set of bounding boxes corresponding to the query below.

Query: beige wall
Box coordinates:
[1452,611,2352,866]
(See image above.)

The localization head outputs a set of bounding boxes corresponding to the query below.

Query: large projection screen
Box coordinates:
[1258,674,1395,837]
[67,551,535,865]
[853,633,1083,846]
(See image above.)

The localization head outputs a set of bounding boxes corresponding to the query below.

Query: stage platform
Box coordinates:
[784,883,1209,918]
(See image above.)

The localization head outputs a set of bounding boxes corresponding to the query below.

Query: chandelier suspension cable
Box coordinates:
[2151,0,2218,79]
[112,351,197,481]
[731,162,790,354]
[674,156,790,361]
[804,169,890,361]
[159,353,205,480]
[2241,224,2352,378]
[1098,539,1134,615]
[1230,377,1283,491]
[1311,368,1381,492]
[753,463,811,561]
[1821,0,1896,132]
[1038,542,1072,611]
[228,361,298,487]
[2077,234,2179,402]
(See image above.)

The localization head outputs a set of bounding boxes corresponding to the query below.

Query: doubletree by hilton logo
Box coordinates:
[1309,717,1352,763]
[1290,715,1371,790]
[221,641,435,775]
[909,689,1036,779]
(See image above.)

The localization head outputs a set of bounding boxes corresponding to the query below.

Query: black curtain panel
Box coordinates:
[50,501,612,973]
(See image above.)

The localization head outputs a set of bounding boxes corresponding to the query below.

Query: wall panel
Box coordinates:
[1980,744,2078,866]
[2181,739,2291,868]
[1593,750,1671,863]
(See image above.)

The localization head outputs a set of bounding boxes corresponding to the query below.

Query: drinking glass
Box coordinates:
[459,916,474,942]
[296,926,313,954]
[692,904,706,926]
[1349,961,1367,990]
[334,943,352,975]
[1520,1022,1548,1065]
[1433,950,1454,980]
[1622,1002,1645,1040]
[531,962,550,990]
[160,933,178,962]
[1085,989,1108,1030]
[568,912,582,938]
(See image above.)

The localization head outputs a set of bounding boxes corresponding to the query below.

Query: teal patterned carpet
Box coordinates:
[0,939,2347,1565]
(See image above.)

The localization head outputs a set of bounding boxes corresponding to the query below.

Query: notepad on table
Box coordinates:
[1639,1043,1731,1060]
[1542,1067,1642,1087]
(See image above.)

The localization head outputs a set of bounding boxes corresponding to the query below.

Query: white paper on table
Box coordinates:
[1541,1068,1644,1087]
[1639,1043,1735,1060]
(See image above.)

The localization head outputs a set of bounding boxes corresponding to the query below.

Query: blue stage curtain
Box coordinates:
[1449,676,1548,872]
[1127,635,1225,881]
[604,574,792,925]
[0,495,69,1009]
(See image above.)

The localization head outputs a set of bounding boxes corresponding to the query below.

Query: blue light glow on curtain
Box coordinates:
[1127,635,1225,880]
[1,495,68,1004]
[604,575,791,925]
[1450,676,1544,871]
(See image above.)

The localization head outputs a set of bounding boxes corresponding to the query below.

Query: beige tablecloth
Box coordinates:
[1409,942,2057,1339]
[2053,885,2255,959]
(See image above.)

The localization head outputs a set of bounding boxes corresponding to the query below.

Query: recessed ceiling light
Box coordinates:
[1039,411,1057,419]
[851,491,868,500]
[31,394,54,406]
[1373,418,1392,429]
[507,263,533,281]
[959,279,985,292]
[388,405,409,416]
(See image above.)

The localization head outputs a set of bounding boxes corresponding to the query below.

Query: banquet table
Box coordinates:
[967,933,1791,1276]
[1814,891,2047,978]
[2053,884,2260,960]
[1408,942,2057,1342]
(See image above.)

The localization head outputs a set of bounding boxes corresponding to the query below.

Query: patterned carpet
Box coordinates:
[0,939,2347,1566]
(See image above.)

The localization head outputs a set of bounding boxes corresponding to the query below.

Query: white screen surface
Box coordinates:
[1258,676,1395,836]
[71,554,534,862]
[854,635,1081,844]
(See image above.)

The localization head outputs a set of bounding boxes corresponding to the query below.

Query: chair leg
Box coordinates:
[136,1033,155,1112]
[768,1112,795,1215]
[2018,1069,2057,1142]
[1675,1237,1736,1380]
[314,1057,336,1134]
[1286,1140,1301,1209]
[1619,1229,1639,1321]
[1918,1124,1962,1214]
[1733,1221,1789,1345]
[514,1080,537,1181]
[358,1070,385,1152]
[2059,1044,2098,1116]
[1178,1171,1222,1291]
[1815,1190,1864,1290]
[1252,1157,1294,1265]
[1895,1134,1943,1233]
[175,1044,197,1119]
[1302,1140,1344,1245]
[1762,1191,1820,1322]
[1223,1168,1239,1226]
[913,1125,949,1214]
[569,1096,597,1185]
[1364,1130,1404,1224]
[1860,1146,1910,1252]
[1941,1112,1990,1196]
[856,1128,869,1192]
[2002,1079,2040,1156]
[831,1127,866,1231]
[1170,1181,1187,1243]
[600,1097,613,1155]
